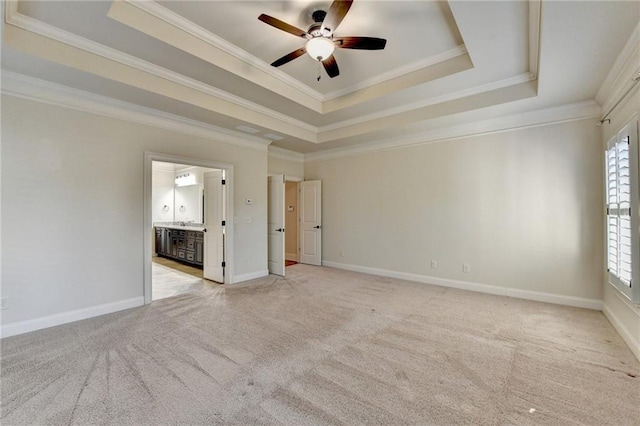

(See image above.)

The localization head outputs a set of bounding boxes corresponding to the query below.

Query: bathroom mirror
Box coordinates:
[174,184,203,223]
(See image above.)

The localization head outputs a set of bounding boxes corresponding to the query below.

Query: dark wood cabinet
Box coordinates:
[156,228,173,257]
[195,239,204,264]
[155,229,162,255]
[162,228,171,256]
[155,226,204,268]
[171,236,178,257]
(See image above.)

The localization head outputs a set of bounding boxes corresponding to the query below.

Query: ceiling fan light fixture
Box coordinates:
[259,1,385,78]
[305,37,335,61]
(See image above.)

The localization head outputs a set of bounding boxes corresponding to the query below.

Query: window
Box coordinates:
[606,119,640,303]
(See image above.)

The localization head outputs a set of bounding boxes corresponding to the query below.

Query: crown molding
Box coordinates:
[3,0,547,147]
[1,71,600,163]
[1,71,272,151]
[110,0,476,113]
[3,5,531,145]
[321,46,468,101]
[268,146,304,163]
[528,0,542,79]
[5,0,17,17]
[306,100,601,162]
[130,1,473,106]
[319,72,534,134]
[122,0,323,103]
[595,21,640,111]
[4,3,319,136]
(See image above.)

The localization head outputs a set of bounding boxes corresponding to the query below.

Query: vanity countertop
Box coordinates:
[154,223,206,232]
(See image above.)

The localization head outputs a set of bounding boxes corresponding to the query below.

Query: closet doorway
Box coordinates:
[285,180,299,266]
[268,175,322,276]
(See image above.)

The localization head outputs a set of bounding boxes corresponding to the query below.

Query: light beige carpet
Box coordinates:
[1,265,638,425]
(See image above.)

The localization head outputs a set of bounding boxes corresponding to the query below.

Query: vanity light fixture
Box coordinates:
[175,172,196,187]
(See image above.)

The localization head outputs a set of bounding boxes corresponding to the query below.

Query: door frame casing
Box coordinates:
[203,170,225,283]
[144,151,234,304]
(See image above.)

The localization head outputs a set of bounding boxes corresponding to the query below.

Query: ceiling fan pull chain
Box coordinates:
[317,62,322,82]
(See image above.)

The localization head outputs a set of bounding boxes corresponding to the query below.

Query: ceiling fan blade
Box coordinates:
[334,37,387,50]
[321,0,353,35]
[322,55,340,78]
[271,47,306,67]
[258,14,308,38]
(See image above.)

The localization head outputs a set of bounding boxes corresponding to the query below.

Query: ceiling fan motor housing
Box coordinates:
[307,23,325,38]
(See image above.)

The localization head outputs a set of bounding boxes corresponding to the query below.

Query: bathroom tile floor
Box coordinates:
[152,258,216,300]
[153,256,203,278]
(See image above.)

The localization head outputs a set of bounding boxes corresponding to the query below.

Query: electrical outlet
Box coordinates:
[463,263,471,273]
[430,260,437,268]
[1,298,7,310]
[338,249,345,257]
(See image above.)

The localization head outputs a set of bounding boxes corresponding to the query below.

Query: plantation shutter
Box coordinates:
[607,137,632,286]
[606,121,639,303]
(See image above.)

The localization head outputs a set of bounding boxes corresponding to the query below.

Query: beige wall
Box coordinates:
[1,95,268,325]
[285,181,298,260]
[268,152,304,178]
[306,118,604,301]
[601,86,640,360]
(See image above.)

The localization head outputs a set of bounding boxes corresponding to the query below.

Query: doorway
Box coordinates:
[144,152,234,304]
[268,175,321,276]
[285,181,299,266]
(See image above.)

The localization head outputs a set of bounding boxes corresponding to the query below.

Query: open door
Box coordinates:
[268,174,285,276]
[300,180,322,265]
[204,171,224,282]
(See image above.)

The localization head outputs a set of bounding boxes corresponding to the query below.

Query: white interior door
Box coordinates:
[300,180,322,266]
[204,171,224,282]
[268,175,286,276]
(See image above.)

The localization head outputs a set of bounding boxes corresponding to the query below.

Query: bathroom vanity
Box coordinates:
[155,224,205,267]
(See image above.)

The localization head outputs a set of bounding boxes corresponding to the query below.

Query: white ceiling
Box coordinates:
[156,0,465,94]
[2,1,638,154]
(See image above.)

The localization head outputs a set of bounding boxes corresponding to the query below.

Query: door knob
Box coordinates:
[314,225,321,229]
[276,228,285,232]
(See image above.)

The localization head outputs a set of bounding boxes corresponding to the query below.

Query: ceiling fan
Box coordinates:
[258,0,387,79]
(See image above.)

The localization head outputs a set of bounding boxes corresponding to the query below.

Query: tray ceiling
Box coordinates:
[2,1,638,154]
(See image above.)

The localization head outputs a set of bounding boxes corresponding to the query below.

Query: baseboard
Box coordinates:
[603,303,640,362]
[1,297,144,339]
[322,261,603,311]
[285,253,299,262]
[231,269,269,284]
